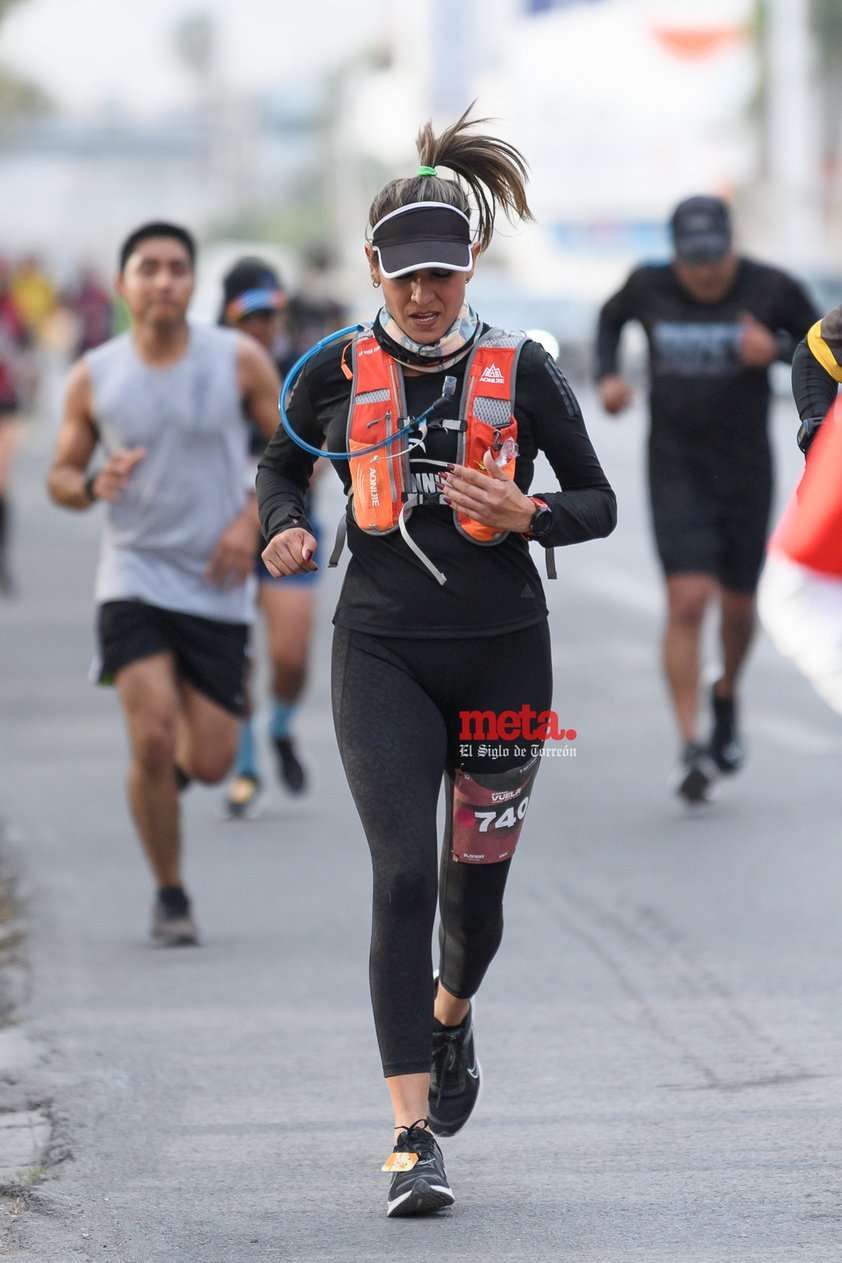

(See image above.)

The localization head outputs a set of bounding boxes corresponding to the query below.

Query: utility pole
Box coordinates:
[764,0,824,267]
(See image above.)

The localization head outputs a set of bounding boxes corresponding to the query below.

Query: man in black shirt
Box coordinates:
[595,195,817,803]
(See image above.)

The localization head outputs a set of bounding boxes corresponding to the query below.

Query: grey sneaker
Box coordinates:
[224,773,263,820]
[674,742,718,805]
[150,890,199,947]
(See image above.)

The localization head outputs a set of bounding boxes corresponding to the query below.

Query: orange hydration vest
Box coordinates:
[346,327,526,547]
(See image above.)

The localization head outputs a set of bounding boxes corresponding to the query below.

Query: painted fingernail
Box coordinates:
[442,496,452,505]
[446,463,455,471]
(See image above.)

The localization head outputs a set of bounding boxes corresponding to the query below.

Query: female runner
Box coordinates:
[257,108,617,1217]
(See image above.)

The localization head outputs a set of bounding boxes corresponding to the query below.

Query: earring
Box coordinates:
[372,279,381,288]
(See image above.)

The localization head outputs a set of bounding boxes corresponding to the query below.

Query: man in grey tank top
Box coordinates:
[47,222,282,946]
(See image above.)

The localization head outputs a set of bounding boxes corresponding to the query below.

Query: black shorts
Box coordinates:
[648,454,771,593]
[96,600,249,716]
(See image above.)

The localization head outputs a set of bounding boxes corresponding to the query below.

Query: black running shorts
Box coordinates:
[648,454,771,593]
[96,600,249,715]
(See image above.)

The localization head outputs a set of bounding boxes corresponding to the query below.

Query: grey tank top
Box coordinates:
[88,323,255,623]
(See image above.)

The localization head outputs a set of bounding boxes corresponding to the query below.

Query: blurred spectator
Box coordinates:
[10,253,58,413]
[286,245,347,358]
[10,253,56,337]
[0,258,29,595]
[64,264,114,356]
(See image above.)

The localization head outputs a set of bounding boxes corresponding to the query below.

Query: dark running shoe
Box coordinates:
[385,1123,455,1218]
[427,1005,482,1137]
[709,686,745,774]
[150,889,199,947]
[273,736,306,794]
[673,742,717,806]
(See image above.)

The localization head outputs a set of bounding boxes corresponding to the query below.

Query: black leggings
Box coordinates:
[331,622,553,1077]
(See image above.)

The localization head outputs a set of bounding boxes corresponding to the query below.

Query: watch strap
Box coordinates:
[525,496,551,540]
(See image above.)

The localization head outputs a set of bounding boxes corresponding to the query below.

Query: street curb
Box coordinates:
[0,830,52,1187]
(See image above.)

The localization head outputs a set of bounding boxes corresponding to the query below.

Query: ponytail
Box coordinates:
[367,104,534,253]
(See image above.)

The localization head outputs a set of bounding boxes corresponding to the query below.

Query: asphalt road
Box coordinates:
[1,380,840,1262]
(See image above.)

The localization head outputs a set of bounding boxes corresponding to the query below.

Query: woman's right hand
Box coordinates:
[262,527,319,577]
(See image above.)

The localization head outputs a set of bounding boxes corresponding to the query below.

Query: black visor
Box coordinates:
[371,202,472,279]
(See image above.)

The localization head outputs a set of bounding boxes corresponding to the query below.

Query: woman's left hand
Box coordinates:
[438,450,535,533]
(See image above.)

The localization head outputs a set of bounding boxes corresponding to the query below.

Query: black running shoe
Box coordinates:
[385,1123,455,1218]
[427,1006,482,1137]
[673,742,717,805]
[150,889,199,947]
[709,687,745,774]
[273,736,306,794]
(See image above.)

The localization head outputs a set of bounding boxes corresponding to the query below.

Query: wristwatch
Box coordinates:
[527,497,552,540]
[83,471,99,502]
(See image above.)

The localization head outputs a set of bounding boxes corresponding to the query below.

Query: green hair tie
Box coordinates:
[416,165,438,177]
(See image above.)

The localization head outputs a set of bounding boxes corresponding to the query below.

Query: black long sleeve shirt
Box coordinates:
[791,303,842,439]
[791,336,836,423]
[257,332,616,638]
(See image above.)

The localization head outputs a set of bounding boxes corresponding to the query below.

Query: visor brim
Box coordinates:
[227,288,286,319]
[374,240,473,280]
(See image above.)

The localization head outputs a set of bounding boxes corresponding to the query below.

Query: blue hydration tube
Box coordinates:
[277,323,456,460]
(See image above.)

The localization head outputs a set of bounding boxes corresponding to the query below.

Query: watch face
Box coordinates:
[531,507,552,537]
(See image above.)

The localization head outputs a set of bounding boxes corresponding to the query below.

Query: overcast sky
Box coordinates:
[2,0,386,114]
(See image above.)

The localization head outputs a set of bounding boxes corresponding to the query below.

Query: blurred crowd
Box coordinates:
[0,244,347,599]
[0,253,116,413]
[0,252,117,594]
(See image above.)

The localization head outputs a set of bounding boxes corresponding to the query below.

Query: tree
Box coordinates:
[811,0,842,166]
[0,0,53,124]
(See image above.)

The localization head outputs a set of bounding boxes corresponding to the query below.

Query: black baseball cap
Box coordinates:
[670,196,732,264]
[371,202,473,279]
[220,258,286,323]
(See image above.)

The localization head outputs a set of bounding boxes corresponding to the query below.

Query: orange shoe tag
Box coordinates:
[382,1151,418,1173]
